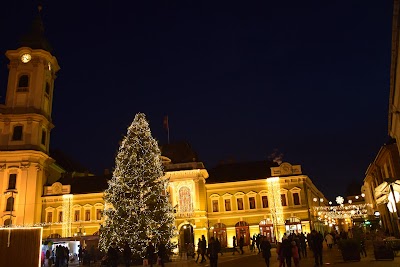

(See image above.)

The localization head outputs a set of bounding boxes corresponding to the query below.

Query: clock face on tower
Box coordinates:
[21,53,32,63]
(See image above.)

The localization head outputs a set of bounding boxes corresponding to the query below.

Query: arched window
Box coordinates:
[45,82,50,95]
[4,218,11,226]
[179,186,192,213]
[17,75,29,92]
[6,197,14,211]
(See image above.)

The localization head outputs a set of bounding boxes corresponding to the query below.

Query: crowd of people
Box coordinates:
[103,240,167,267]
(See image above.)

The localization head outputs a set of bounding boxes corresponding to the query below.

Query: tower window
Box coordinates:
[8,174,16,190]
[12,126,23,141]
[47,212,53,223]
[45,83,50,95]
[17,75,29,92]
[6,197,14,211]
[41,130,46,145]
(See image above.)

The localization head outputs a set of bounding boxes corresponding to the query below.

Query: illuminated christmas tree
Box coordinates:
[99,113,175,257]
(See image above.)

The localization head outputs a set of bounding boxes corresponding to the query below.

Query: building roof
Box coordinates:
[207,160,279,184]
[19,6,53,52]
[57,173,110,194]
[160,141,199,163]
[50,149,88,173]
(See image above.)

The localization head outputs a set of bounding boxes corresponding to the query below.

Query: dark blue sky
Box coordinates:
[0,0,393,200]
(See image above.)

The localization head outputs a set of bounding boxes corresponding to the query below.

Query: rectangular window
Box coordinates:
[224,199,231,211]
[293,192,300,205]
[262,196,268,208]
[96,209,102,220]
[47,212,53,223]
[212,200,219,212]
[12,126,23,141]
[249,197,256,209]
[281,194,287,206]
[74,210,80,222]
[85,210,90,221]
[59,211,63,222]
[237,198,244,210]
[8,174,17,190]
[41,130,46,145]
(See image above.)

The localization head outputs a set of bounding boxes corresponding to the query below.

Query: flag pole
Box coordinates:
[164,116,170,144]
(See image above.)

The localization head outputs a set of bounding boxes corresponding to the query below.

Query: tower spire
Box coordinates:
[19,2,52,52]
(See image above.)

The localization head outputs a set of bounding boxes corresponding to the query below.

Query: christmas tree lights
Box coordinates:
[99,113,175,258]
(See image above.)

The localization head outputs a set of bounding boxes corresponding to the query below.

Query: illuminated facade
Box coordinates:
[0,9,329,250]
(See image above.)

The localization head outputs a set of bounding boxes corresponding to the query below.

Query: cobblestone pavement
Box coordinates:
[69,241,400,267]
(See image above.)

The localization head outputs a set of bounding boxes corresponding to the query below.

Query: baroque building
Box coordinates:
[0,7,329,254]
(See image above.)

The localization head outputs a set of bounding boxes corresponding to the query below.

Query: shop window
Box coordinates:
[237,198,244,210]
[249,197,256,209]
[262,196,269,208]
[293,192,300,205]
[85,210,91,221]
[6,197,14,211]
[47,212,53,223]
[17,75,29,92]
[12,126,23,141]
[96,209,102,220]
[41,130,46,145]
[281,194,287,206]
[8,174,17,190]
[224,199,231,211]
[74,210,80,222]
[59,211,63,222]
[212,200,219,212]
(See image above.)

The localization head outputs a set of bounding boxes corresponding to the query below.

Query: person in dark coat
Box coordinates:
[123,241,132,267]
[239,235,244,255]
[310,230,323,266]
[157,241,167,267]
[200,235,207,263]
[232,236,240,255]
[195,238,202,263]
[281,238,292,267]
[107,243,119,267]
[146,241,156,267]
[260,236,272,267]
[207,237,220,267]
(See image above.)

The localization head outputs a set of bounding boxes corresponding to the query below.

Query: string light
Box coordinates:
[99,113,175,258]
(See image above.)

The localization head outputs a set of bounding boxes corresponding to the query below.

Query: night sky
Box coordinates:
[0,1,394,200]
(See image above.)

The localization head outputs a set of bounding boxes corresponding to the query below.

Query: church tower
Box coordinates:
[0,6,61,227]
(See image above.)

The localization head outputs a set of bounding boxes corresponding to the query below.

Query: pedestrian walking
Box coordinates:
[107,242,119,267]
[200,235,207,263]
[260,236,272,267]
[157,241,167,267]
[310,230,323,267]
[146,241,156,267]
[239,235,244,254]
[276,242,285,267]
[208,237,220,267]
[232,236,240,255]
[282,238,292,267]
[325,233,334,249]
[291,241,300,267]
[216,238,223,255]
[123,241,132,267]
[195,238,202,263]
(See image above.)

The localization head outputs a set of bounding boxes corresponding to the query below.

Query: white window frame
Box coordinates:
[222,193,233,212]
[210,194,220,213]
[94,203,104,221]
[73,205,82,222]
[279,189,288,207]
[290,187,302,206]
[246,191,257,210]
[259,190,269,209]
[83,204,92,221]
[234,192,245,210]
[45,207,55,223]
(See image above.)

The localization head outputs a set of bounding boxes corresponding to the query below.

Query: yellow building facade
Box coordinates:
[0,11,328,253]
